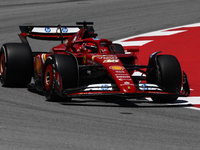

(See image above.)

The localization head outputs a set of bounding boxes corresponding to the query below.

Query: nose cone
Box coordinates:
[105,64,137,93]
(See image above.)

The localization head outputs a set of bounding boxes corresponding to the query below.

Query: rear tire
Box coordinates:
[42,54,78,101]
[0,43,33,87]
[148,55,182,103]
[112,43,125,54]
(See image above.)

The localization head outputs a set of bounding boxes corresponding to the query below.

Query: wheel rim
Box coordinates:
[0,53,5,76]
[44,64,53,91]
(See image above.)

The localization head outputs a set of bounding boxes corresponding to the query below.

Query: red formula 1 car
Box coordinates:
[0,22,190,102]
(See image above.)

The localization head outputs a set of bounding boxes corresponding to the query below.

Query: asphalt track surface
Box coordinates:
[0,0,200,149]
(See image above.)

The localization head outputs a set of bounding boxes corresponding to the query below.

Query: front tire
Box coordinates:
[148,55,182,103]
[42,54,78,101]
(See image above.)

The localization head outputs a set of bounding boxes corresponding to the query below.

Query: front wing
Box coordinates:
[54,68,190,99]
[59,81,190,99]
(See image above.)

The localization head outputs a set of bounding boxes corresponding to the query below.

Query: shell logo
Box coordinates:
[109,66,124,70]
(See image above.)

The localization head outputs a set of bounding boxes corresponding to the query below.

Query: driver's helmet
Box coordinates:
[82,43,98,53]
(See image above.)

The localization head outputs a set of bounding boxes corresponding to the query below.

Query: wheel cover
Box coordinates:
[44,64,53,91]
[0,53,5,76]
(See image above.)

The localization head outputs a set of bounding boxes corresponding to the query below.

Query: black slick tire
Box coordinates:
[149,55,182,103]
[112,43,125,54]
[0,43,33,87]
[42,54,78,101]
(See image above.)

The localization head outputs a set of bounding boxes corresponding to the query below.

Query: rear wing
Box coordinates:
[19,22,96,44]
[19,25,82,41]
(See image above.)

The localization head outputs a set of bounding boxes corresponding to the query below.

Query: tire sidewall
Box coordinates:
[42,56,57,100]
[42,54,78,101]
[0,46,7,86]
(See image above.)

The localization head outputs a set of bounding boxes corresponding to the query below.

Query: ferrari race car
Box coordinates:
[0,21,190,102]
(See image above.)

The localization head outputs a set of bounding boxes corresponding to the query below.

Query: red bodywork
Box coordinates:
[18,23,189,99]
